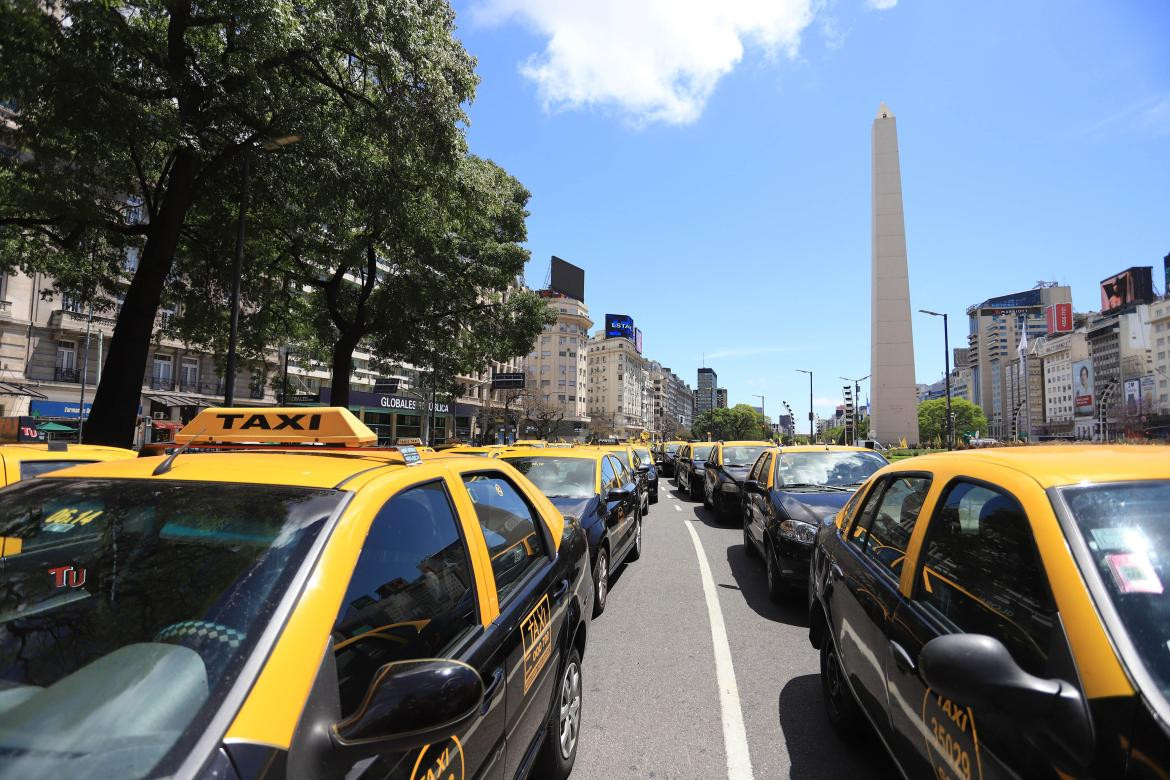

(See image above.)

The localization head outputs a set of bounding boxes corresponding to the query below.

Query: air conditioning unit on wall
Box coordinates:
[152,411,167,420]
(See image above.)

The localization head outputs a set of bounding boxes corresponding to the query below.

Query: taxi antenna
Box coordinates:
[152,428,206,476]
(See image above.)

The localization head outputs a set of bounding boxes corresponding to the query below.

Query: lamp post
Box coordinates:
[840,374,870,445]
[919,309,953,449]
[796,369,813,442]
[224,134,302,407]
[278,345,291,404]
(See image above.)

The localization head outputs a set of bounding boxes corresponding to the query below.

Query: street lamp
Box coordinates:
[781,400,794,443]
[840,374,870,445]
[795,369,813,442]
[919,309,954,450]
[277,344,292,404]
[224,133,303,407]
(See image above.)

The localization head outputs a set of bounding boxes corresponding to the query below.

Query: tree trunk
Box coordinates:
[83,152,199,447]
[330,327,362,410]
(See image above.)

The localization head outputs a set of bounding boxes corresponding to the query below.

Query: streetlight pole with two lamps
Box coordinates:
[795,369,813,442]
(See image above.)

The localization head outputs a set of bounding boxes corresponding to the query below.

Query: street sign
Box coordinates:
[491,372,525,390]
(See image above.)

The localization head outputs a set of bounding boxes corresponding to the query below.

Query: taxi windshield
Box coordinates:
[777,451,888,487]
[666,444,681,455]
[1060,480,1170,704]
[633,447,651,463]
[0,478,344,778]
[503,457,596,499]
[722,446,768,467]
[691,445,714,461]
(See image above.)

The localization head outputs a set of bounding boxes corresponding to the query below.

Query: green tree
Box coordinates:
[0,0,476,446]
[918,398,988,445]
[692,404,770,441]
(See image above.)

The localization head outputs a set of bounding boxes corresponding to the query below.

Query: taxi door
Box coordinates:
[884,478,1066,780]
[744,452,773,550]
[827,473,931,742]
[601,454,633,549]
[456,470,567,778]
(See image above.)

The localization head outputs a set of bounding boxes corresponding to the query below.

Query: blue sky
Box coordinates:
[452,0,1169,420]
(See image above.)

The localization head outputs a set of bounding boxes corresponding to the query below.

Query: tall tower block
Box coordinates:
[870,103,919,445]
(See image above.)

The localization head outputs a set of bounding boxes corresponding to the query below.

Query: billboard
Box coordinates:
[550,256,585,302]
[1073,360,1094,418]
[634,327,643,354]
[975,289,1044,315]
[1124,379,1141,416]
[1141,375,1157,413]
[491,372,525,390]
[1100,267,1154,312]
[1045,303,1073,335]
[605,313,634,341]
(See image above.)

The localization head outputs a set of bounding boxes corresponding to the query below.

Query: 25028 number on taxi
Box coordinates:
[809,446,1170,779]
[0,408,593,779]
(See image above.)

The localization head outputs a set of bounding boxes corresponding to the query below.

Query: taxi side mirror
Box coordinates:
[919,634,1093,769]
[332,659,483,757]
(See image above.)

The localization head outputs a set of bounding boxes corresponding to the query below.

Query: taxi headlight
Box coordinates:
[720,480,740,493]
[778,518,817,545]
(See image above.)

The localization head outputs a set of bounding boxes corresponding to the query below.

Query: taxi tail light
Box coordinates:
[919,634,1094,771]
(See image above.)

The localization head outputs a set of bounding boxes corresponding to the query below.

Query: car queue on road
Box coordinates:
[2,412,1169,780]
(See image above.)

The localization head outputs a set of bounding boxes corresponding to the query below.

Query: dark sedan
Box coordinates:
[674,442,714,500]
[742,446,888,601]
[501,447,643,617]
[658,440,686,477]
[631,445,659,504]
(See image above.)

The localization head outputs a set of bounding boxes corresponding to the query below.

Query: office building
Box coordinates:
[696,367,717,414]
[523,290,592,439]
[649,363,694,438]
[715,388,728,409]
[587,330,649,436]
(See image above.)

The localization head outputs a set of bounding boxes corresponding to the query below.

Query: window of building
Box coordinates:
[152,353,173,384]
[396,414,421,439]
[180,357,199,390]
[332,481,476,716]
[914,481,1055,676]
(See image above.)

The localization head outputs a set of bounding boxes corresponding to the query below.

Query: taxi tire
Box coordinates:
[627,510,643,562]
[820,637,862,734]
[702,482,714,510]
[591,546,610,618]
[534,647,582,780]
[765,543,789,603]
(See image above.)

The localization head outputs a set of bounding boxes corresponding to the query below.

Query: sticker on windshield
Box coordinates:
[410,735,464,780]
[922,690,983,780]
[1106,552,1163,594]
[521,594,552,694]
[1090,526,1147,552]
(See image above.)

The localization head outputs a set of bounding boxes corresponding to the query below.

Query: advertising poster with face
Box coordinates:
[1073,360,1095,418]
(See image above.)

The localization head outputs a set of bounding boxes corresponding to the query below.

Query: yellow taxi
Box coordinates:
[0,408,592,779]
[698,440,772,517]
[512,440,547,448]
[810,445,1170,778]
[0,422,136,486]
[440,444,508,457]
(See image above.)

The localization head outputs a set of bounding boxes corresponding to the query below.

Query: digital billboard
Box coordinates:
[550,256,585,302]
[1045,303,1073,334]
[1141,375,1157,413]
[1073,360,1094,418]
[605,314,634,341]
[634,327,643,354]
[1100,267,1154,312]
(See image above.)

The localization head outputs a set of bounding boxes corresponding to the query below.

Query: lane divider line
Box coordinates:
[674,504,682,512]
[684,520,755,780]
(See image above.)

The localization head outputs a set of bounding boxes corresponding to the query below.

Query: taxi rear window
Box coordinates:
[0,478,344,778]
[18,460,95,480]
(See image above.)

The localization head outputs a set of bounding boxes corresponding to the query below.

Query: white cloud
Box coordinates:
[471,0,816,124]
[866,0,897,9]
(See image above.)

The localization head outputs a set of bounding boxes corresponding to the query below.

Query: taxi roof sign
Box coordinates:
[175,407,377,447]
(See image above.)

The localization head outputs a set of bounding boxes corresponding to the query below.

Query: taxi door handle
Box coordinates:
[890,640,915,673]
[552,579,570,604]
[481,666,504,714]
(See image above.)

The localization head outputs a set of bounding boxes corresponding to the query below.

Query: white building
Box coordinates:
[1150,298,1170,414]
[523,292,592,439]
[587,330,649,436]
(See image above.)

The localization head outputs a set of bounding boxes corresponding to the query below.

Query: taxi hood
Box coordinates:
[546,495,599,524]
[777,490,852,524]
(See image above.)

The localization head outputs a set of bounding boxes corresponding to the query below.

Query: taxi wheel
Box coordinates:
[535,647,583,780]
[820,638,861,733]
[765,543,788,603]
[592,546,610,617]
[627,510,643,562]
[650,487,659,504]
[702,482,714,510]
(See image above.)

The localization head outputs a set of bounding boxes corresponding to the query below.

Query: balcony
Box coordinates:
[49,309,117,333]
[178,379,225,396]
[249,386,265,400]
[149,375,176,391]
[54,367,80,383]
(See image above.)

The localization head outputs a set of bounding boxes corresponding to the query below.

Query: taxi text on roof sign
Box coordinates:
[175,407,377,447]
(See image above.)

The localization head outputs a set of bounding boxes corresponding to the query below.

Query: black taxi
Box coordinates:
[0,408,592,779]
[809,446,1170,779]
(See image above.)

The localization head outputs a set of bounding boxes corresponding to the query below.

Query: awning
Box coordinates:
[36,421,76,432]
[145,393,215,408]
[150,421,183,431]
[0,382,48,399]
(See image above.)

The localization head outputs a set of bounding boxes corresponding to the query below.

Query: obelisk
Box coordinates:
[870,102,919,445]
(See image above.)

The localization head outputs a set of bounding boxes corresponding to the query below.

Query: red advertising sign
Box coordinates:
[1045,303,1073,334]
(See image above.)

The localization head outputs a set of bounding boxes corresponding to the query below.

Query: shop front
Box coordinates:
[319,388,476,445]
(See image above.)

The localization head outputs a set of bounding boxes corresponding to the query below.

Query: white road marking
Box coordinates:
[674,504,682,512]
[684,520,754,780]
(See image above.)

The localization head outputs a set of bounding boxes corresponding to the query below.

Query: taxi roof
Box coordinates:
[498,446,602,460]
[887,445,1170,488]
[771,444,876,454]
[718,440,772,447]
[0,443,136,462]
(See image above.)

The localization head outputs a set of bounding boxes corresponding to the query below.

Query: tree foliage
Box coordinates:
[0,0,481,445]
[691,404,771,441]
[918,398,988,444]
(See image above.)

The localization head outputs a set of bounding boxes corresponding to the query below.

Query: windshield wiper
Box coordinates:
[781,482,850,491]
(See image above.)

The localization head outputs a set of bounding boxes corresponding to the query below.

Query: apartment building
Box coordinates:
[1150,299,1170,415]
[587,330,649,436]
[1034,329,1089,437]
[648,362,694,438]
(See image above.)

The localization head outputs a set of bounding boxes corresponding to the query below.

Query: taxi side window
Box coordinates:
[850,476,930,579]
[707,446,719,467]
[332,480,477,716]
[19,460,94,480]
[748,454,766,483]
[462,473,549,606]
[601,455,618,491]
[915,481,1056,676]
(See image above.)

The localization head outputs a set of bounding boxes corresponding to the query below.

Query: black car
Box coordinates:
[701,441,772,519]
[674,442,714,500]
[659,441,686,477]
[601,445,650,515]
[743,446,888,600]
[631,445,660,504]
[502,449,642,617]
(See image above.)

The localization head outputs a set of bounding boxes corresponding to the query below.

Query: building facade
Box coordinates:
[1035,329,1090,438]
[715,388,728,409]
[1151,299,1170,415]
[649,362,694,438]
[587,330,649,436]
[696,367,717,414]
[522,291,592,439]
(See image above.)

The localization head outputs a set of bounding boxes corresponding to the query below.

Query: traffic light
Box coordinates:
[842,385,855,445]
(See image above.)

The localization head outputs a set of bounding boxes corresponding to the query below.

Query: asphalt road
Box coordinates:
[571,477,899,780]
